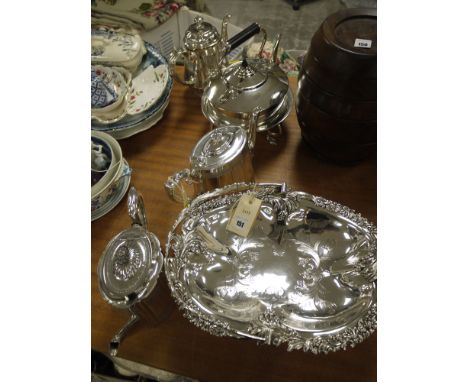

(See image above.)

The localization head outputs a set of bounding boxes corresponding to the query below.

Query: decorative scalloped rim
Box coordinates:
[164,183,377,353]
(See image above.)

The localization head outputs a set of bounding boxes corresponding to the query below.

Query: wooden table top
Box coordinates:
[91,67,377,382]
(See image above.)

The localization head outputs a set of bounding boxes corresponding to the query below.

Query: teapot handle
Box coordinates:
[227,23,261,53]
[168,49,195,86]
[109,312,140,357]
[257,28,268,58]
[127,186,147,229]
[165,169,199,205]
[271,33,282,64]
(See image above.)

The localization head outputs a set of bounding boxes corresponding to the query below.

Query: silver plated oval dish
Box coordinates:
[165,183,376,354]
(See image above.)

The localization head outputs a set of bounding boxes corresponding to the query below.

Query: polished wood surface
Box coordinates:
[92,67,377,382]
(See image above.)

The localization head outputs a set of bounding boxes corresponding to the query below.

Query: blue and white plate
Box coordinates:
[92,42,172,133]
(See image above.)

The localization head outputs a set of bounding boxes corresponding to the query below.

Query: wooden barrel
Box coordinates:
[297,8,377,163]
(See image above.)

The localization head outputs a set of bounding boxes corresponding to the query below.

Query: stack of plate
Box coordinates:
[91,26,173,140]
[91,131,132,221]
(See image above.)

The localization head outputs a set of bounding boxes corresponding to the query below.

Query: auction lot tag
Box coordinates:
[354,38,372,48]
[226,194,262,237]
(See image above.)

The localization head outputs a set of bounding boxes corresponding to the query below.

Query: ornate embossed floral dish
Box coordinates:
[165,183,376,354]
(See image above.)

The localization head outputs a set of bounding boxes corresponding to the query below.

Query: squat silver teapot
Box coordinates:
[169,15,261,90]
[201,32,292,135]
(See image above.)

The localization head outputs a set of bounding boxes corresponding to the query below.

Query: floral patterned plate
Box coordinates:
[92,26,142,62]
[107,94,170,140]
[127,64,168,115]
[92,41,172,132]
[92,26,146,72]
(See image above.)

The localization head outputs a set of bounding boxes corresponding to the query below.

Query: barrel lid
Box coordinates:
[183,16,220,50]
[322,8,377,56]
[191,125,247,174]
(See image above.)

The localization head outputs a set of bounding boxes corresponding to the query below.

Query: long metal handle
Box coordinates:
[227,23,261,52]
[109,312,140,357]
[271,33,282,64]
[257,28,268,58]
[168,49,195,85]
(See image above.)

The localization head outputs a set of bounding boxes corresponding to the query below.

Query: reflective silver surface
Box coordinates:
[98,187,164,309]
[165,126,255,203]
[169,15,230,90]
[191,125,248,172]
[165,183,376,353]
[202,74,293,132]
[98,187,167,357]
[201,36,292,132]
[183,15,224,50]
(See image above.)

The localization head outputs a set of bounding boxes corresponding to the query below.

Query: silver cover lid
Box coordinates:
[190,125,247,174]
[202,58,291,130]
[183,16,220,50]
[97,188,163,309]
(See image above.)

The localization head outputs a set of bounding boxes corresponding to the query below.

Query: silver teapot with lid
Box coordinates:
[97,187,171,356]
[169,14,261,90]
[201,33,293,133]
[165,123,257,204]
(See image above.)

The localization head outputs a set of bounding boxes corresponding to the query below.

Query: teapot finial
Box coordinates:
[194,15,204,28]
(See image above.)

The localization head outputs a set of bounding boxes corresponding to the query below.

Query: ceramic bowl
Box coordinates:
[91,70,117,108]
[91,136,113,186]
[91,159,130,213]
[92,66,131,118]
[91,131,122,198]
[91,159,131,217]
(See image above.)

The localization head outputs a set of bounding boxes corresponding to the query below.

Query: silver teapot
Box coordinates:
[97,187,171,356]
[165,122,258,204]
[169,15,261,90]
[201,32,292,136]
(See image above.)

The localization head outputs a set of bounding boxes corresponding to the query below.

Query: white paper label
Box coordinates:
[196,226,229,255]
[354,38,372,48]
[226,194,262,237]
